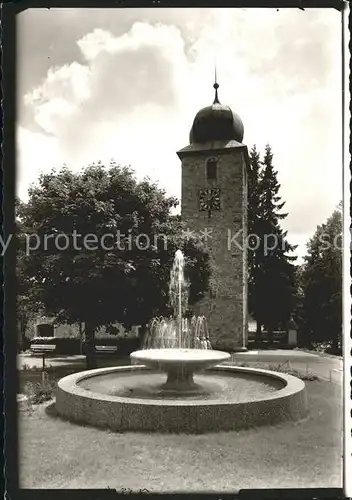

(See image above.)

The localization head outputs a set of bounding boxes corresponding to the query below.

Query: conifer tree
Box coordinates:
[247,144,297,342]
[247,145,263,339]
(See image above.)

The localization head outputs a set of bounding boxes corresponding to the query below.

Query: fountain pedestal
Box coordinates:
[163,368,196,391]
[130,348,231,393]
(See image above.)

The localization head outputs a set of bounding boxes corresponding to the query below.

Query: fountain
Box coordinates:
[56,250,308,433]
[130,249,230,392]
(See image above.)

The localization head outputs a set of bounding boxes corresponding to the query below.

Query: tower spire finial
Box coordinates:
[213,62,220,104]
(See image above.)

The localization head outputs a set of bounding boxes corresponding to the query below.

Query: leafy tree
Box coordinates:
[17,270,40,349]
[17,162,210,368]
[300,207,342,350]
[16,199,43,350]
[247,145,297,341]
[290,263,306,347]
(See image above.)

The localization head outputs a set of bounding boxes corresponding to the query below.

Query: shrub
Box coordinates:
[94,336,140,354]
[83,337,141,355]
[230,361,317,381]
[31,336,81,354]
[31,337,59,343]
[311,341,342,356]
[22,362,54,372]
[22,362,37,371]
[266,362,318,381]
[311,341,332,353]
[24,379,57,404]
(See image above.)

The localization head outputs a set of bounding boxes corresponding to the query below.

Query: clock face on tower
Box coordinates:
[199,188,221,212]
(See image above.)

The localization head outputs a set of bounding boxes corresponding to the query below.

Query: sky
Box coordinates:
[17,8,343,261]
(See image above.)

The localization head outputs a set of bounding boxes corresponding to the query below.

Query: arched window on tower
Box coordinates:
[206,158,217,180]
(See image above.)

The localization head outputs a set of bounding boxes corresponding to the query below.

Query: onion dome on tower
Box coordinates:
[189,81,244,144]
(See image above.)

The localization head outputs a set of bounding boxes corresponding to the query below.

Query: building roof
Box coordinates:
[188,82,244,145]
[176,139,246,159]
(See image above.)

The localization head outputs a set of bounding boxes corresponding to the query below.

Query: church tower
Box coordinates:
[177,81,248,351]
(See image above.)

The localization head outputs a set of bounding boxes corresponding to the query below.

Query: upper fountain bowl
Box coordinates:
[130,348,230,372]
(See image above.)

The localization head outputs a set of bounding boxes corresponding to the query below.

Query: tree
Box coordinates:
[17,271,40,349]
[247,145,297,341]
[290,263,306,347]
[17,162,210,368]
[247,145,263,339]
[16,198,43,350]
[300,207,342,350]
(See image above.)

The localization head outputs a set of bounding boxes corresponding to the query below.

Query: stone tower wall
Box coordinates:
[181,149,248,351]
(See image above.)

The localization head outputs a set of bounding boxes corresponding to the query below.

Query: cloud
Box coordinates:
[18,20,192,206]
[21,22,187,172]
[16,126,64,200]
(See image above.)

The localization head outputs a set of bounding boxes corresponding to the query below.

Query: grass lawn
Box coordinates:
[19,356,131,391]
[19,378,342,491]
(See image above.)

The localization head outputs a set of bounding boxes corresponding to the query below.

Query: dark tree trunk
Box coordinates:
[85,322,97,369]
[19,318,28,352]
[138,324,148,348]
[255,320,262,342]
[331,330,340,352]
[79,322,84,355]
[306,330,313,350]
[267,325,274,345]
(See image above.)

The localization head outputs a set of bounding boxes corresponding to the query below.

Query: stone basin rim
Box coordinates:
[57,364,305,407]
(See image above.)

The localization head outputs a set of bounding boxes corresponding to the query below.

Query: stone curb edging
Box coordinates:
[56,364,308,433]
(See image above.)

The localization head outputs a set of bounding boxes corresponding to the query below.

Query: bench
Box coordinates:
[29,344,56,375]
[30,344,56,354]
[95,345,118,355]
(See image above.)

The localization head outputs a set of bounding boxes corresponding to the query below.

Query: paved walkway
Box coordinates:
[230,349,343,385]
[18,353,86,369]
[18,348,343,385]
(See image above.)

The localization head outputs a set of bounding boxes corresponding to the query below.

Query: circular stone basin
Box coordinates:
[130,348,231,391]
[78,369,284,401]
[56,365,308,433]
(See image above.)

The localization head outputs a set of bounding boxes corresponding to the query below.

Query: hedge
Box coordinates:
[30,336,141,355]
[31,336,80,354]
[84,336,141,355]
